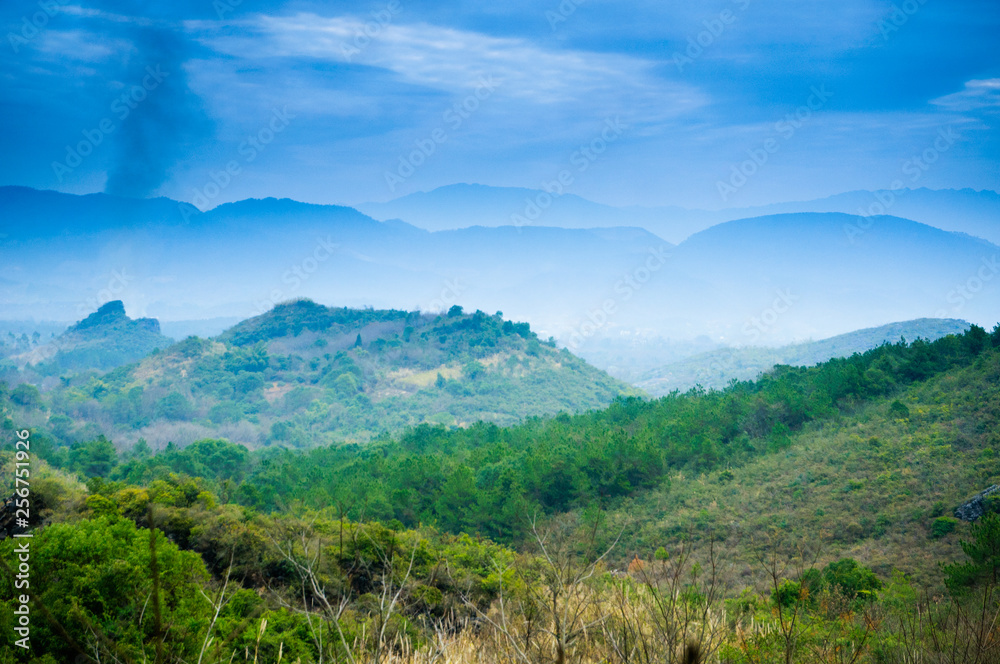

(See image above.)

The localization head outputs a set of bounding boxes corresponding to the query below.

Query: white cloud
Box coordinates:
[191,12,706,121]
[932,79,1000,112]
[35,29,132,63]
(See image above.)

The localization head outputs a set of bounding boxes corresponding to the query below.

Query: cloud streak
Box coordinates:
[195,12,706,123]
[932,79,1000,113]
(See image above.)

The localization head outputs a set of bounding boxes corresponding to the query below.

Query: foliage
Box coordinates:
[1,324,1000,662]
[211,326,1000,545]
[931,516,961,539]
[0,516,210,662]
[945,513,1000,592]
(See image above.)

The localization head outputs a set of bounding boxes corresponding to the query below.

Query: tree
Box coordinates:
[128,438,153,461]
[0,516,211,662]
[156,391,194,420]
[354,333,363,348]
[235,371,265,395]
[946,513,1000,592]
[70,436,119,478]
[222,344,269,373]
[334,372,361,398]
[10,383,42,409]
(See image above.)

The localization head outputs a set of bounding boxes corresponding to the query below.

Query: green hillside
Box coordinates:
[620,342,1000,590]
[637,317,971,395]
[9,299,637,449]
[3,324,1000,662]
[205,324,1000,556]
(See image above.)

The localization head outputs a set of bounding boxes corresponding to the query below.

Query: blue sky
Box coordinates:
[2,0,998,209]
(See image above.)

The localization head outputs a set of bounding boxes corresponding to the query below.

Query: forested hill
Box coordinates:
[5,299,636,449]
[3,322,1000,663]
[105,322,1000,547]
[9,300,171,372]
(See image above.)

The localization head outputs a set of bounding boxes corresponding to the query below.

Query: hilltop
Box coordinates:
[16,299,636,449]
[13,300,171,373]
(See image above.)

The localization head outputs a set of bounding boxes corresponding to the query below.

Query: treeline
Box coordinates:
[223,299,412,346]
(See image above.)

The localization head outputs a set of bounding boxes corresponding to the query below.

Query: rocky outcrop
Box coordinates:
[72,300,127,330]
[17,300,170,372]
[955,485,1000,521]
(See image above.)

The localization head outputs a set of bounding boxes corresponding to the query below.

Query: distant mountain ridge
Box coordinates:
[2,187,998,363]
[358,183,1000,245]
[635,318,973,395]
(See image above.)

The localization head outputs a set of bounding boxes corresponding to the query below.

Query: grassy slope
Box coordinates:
[617,347,1000,590]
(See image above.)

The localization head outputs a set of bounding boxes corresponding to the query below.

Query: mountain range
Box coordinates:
[358,183,1000,245]
[2,185,998,379]
[634,317,972,395]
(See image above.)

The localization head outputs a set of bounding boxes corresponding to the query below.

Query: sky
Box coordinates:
[1,0,998,210]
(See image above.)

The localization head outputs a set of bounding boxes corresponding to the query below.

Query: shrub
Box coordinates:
[822,558,882,599]
[69,436,118,478]
[889,399,910,418]
[234,371,265,395]
[931,516,960,539]
[773,579,804,607]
